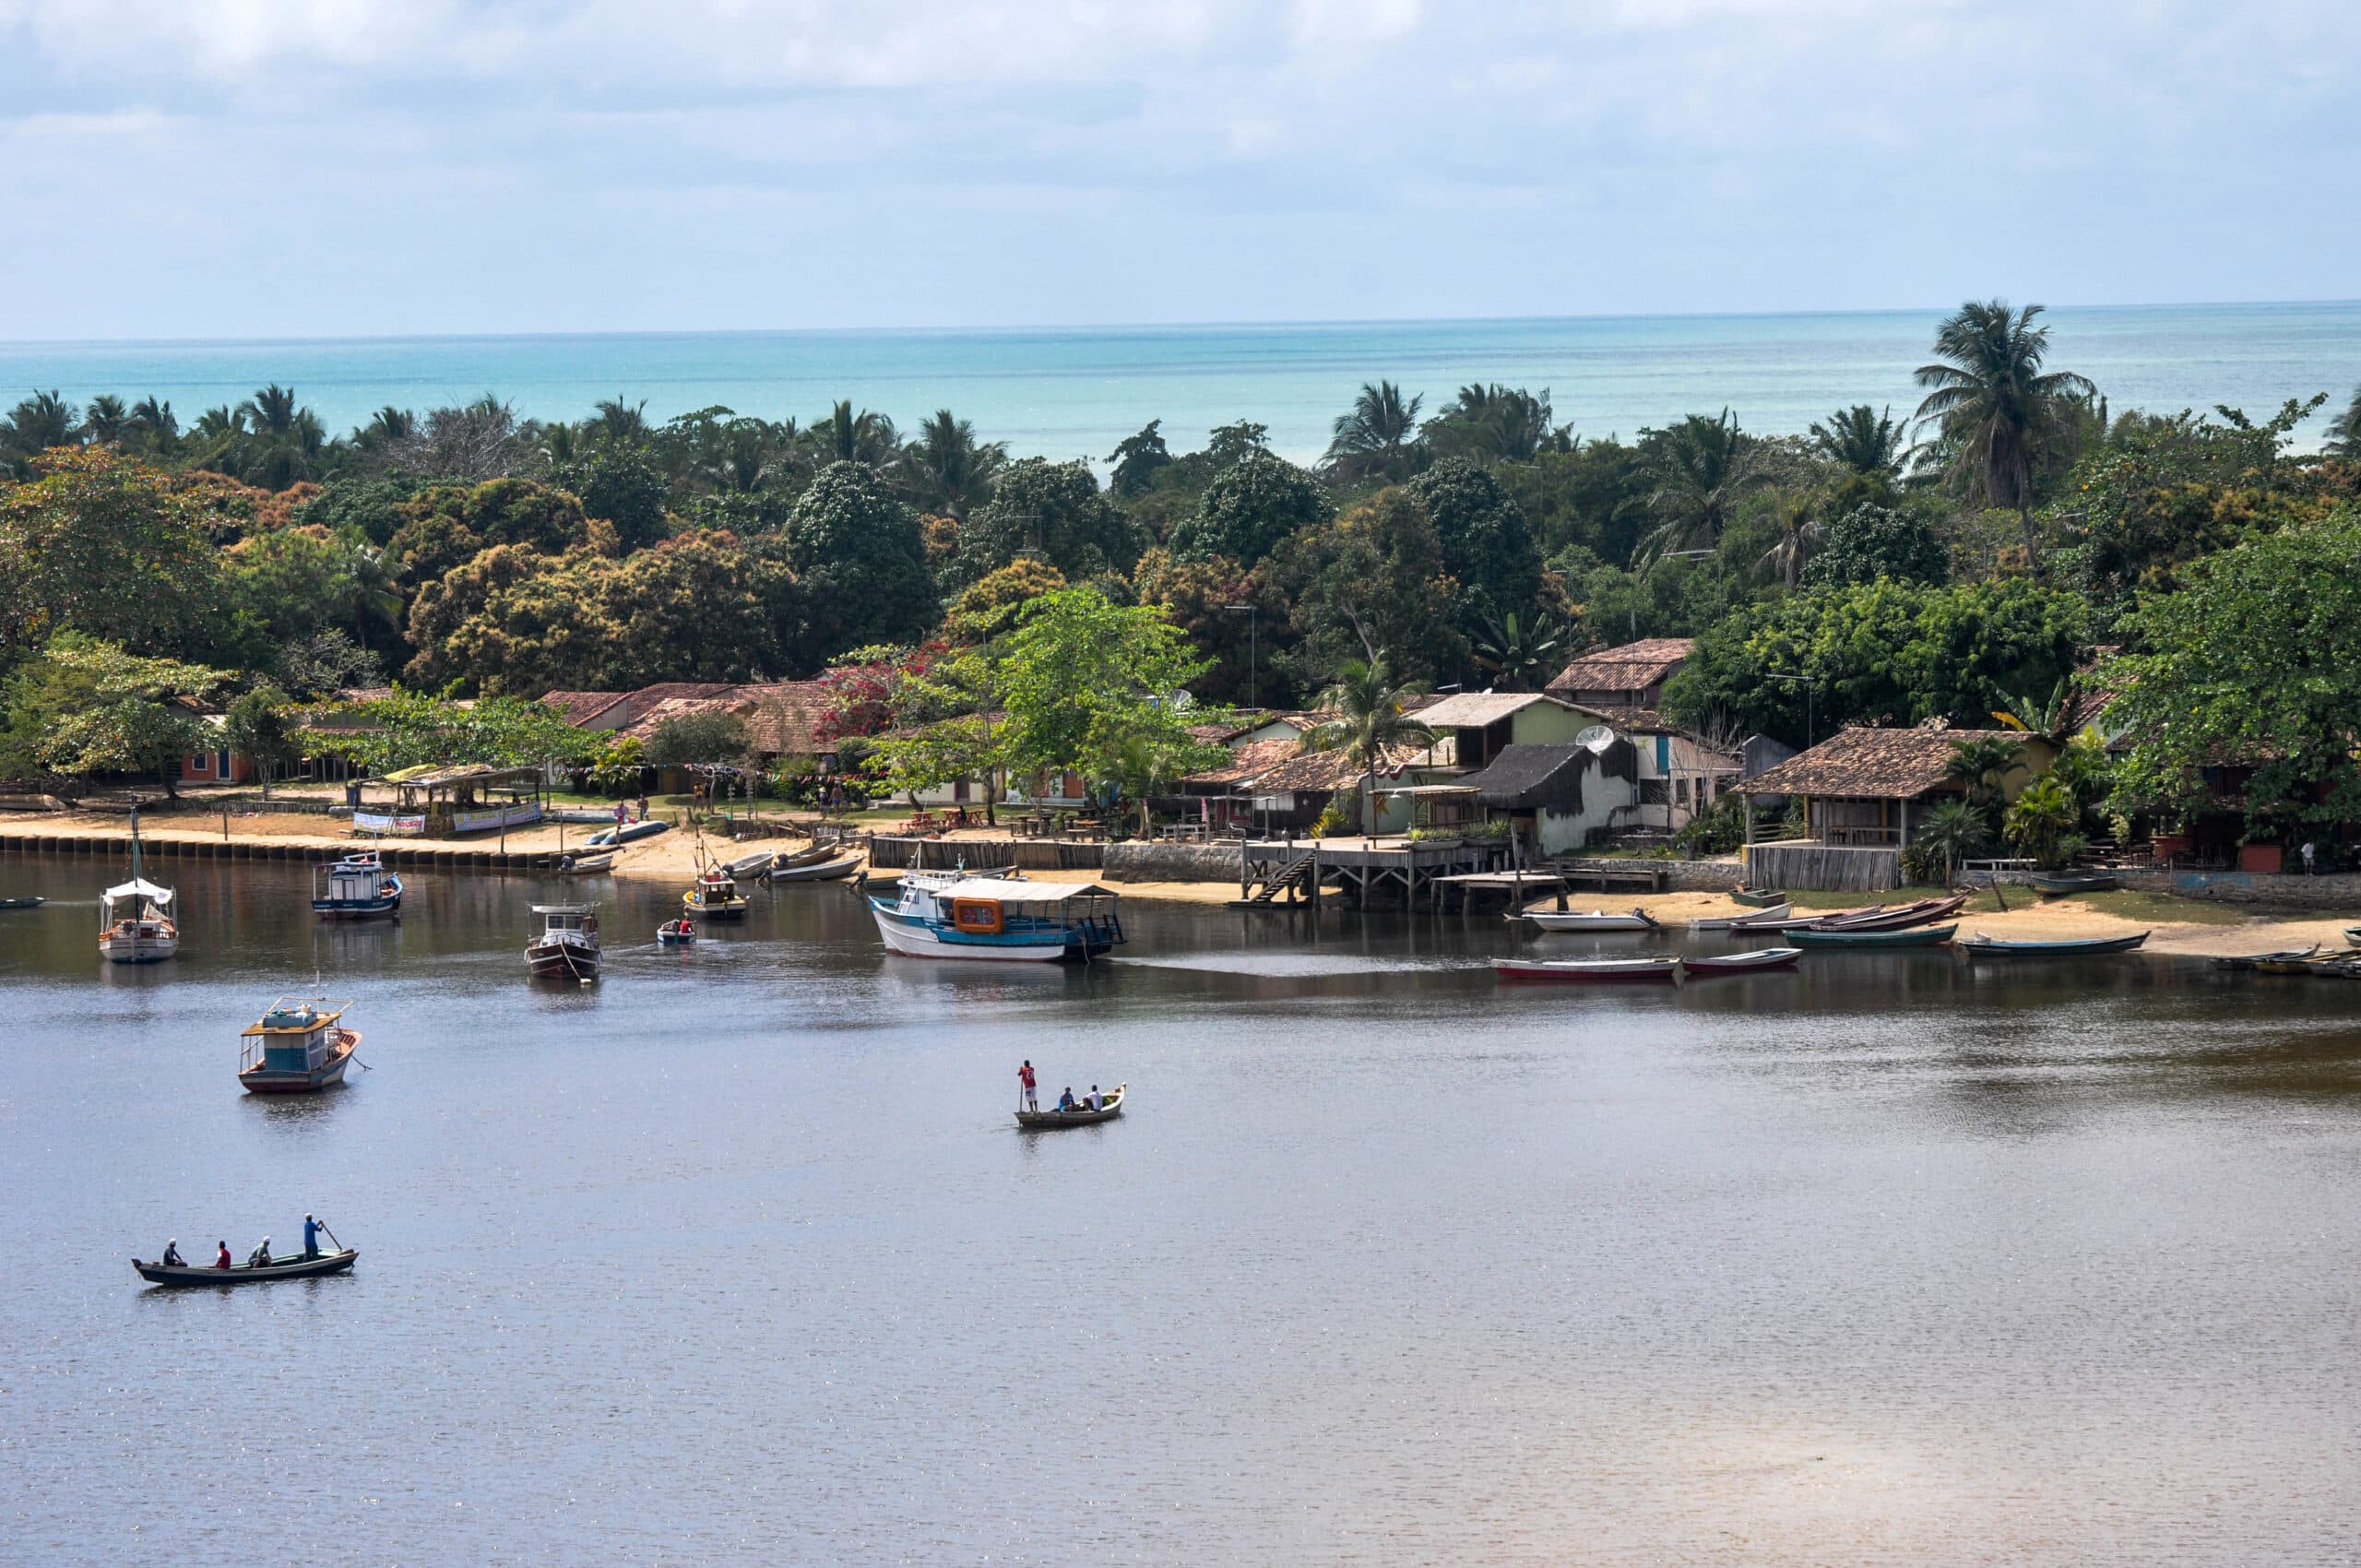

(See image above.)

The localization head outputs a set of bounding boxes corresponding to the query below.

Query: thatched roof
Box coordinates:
[1459,741,1638,813]
[540,689,629,727]
[1547,637,1694,698]
[1743,727,2027,801]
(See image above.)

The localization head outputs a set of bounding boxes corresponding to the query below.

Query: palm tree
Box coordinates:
[1423,384,1572,464]
[710,418,798,496]
[1942,733,2023,828]
[1915,798,1989,886]
[1473,612,1564,692]
[2003,774,2079,870]
[1809,404,1904,476]
[1323,381,1424,483]
[1639,409,1769,562]
[1756,490,1823,589]
[1992,679,2074,741]
[590,398,648,445]
[2327,386,2361,460]
[81,395,128,447]
[1299,654,1435,839]
[5,390,81,455]
[128,397,178,447]
[359,406,418,446]
[245,384,301,435]
[1911,301,2095,577]
[903,409,1005,520]
[808,399,899,470]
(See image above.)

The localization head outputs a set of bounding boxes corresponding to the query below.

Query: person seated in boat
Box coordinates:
[1058,1087,1077,1112]
[247,1238,272,1268]
[678,919,694,938]
[215,1241,232,1270]
[1084,1085,1103,1111]
[161,1239,184,1267]
[303,1214,322,1260]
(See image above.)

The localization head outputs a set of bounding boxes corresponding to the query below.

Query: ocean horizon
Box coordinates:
[5,300,2356,466]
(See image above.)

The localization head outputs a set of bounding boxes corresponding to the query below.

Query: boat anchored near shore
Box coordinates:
[870,869,1124,961]
[99,808,178,965]
[527,903,601,980]
[313,850,404,921]
[238,995,361,1093]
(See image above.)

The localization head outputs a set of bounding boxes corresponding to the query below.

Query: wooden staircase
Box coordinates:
[1245,850,1318,904]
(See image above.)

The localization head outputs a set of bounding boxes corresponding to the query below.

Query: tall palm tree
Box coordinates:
[1639,409,1768,562]
[1323,381,1424,483]
[1809,404,1904,476]
[903,409,1005,519]
[1756,490,1823,589]
[82,395,128,448]
[1473,612,1564,692]
[1423,384,1572,464]
[809,399,898,470]
[245,384,301,434]
[590,398,648,445]
[711,418,798,496]
[1915,798,1989,886]
[359,406,418,445]
[2327,385,2361,460]
[5,390,81,455]
[1911,300,2094,577]
[128,397,178,445]
[1299,654,1435,839]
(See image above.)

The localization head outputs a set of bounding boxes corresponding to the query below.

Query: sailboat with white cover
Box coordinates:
[100,809,178,964]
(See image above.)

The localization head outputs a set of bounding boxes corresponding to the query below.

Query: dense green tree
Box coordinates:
[786,461,934,667]
[992,586,1216,786]
[310,688,595,773]
[0,635,229,799]
[1323,381,1425,484]
[593,532,801,687]
[274,629,383,700]
[1407,457,1540,629]
[1268,489,1463,695]
[946,559,1068,644]
[1665,578,2085,748]
[1801,504,1948,588]
[645,710,751,767]
[404,544,599,693]
[1497,440,1652,565]
[1129,549,1279,707]
[294,476,417,546]
[222,684,303,798]
[0,447,222,663]
[957,458,1144,584]
[570,445,669,552]
[1420,385,1572,465]
[1911,300,2095,577]
[1106,421,1173,498]
[1169,451,1332,566]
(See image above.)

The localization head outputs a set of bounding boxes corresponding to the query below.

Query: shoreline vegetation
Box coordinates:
[3,300,2360,908]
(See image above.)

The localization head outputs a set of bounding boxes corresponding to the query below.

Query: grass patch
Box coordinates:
[2073,888,2251,926]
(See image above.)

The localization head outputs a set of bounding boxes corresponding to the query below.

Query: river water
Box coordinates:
[3,857,2358,1565]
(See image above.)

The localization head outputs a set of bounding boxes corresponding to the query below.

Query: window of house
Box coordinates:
[187,754,209,774]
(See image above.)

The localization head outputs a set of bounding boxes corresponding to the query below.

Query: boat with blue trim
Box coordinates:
[238,994,360,1093]
[312,851,403,920]
[869,870,1125,962]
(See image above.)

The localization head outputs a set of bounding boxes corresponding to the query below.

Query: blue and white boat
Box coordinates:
[868,870,1125,962]
[312,851,404,921]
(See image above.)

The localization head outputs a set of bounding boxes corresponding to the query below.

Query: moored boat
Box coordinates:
[2213,944,2318,972]
[657,918,696,945]
[870,871,1124,961]
[1689,902,1792,930]
[527,903,601,980]
[237,995,360,1093]
[683,868,751,921]
[134,1248,357,1287]
[772,854,862,883]
[1526,907,1661,932]
[1495,955,1682,984]
[1960,930,2149,957]
[773,842,840,872]
[2031,872,2121,897]
[556,849,618,875]
[312,858,403,920]
[723,849,777,881]
[1809,895,1967,932]
[0,895,44,910]
[100,809,178,964]
[1015,1082,1127,1128]
[1790,922,1958,949]
[1679,946,1803,977]
[1731,886,1786,907]
[584,818,669,848]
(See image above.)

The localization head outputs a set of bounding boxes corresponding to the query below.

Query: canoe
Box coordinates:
[0,896,44,910]
[1496,956,1682,984]
[771,855,862,883]
[1689,903,1792,930]
[1961,930,2149,956]
[2032,872,2121,897]
[1812,895,1967,932]
[1680,946,1803,976]
[1016,1082,1126,1128]
[1731,887,1786,908]
[134,1249,358,1287]
[1526,908,1661,932]
[773,843,841,871]
[2254,948,2361,976]
[1790,922,1958,949]
[1725,902,1885,933]
[723,849,777,880]
[2213,944,2318,972]
[583,819,669,849]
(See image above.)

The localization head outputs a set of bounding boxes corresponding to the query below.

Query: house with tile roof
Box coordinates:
[1545,637,1694,713]
[1740,726,2053,859]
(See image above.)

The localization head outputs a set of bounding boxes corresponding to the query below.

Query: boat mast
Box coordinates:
[129,805,143,885]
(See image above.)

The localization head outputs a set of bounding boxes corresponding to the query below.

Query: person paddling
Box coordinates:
[303,1214,324,1260]
[1018,1059,1038,1112]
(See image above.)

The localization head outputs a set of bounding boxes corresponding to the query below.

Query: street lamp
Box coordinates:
[1223,603,1258,709]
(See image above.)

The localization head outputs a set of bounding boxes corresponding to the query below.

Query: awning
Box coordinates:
[928,878,1115,902]
[103,879,174,904]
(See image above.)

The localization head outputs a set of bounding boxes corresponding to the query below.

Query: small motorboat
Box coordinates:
[312,858,403,920]
[583,818,669,849]
[657,919,696,945]
[237,995,360,1093]
[772,854,862,884]
[556,849,618,875]
[773,842,841,872]
[1731,886,1786,908]
[1015,1083,1126,1128]
[527,903,601,980]
[1525,907,1662,932]
[1495,955,1683,984]
[723,849,778,881]
[1679,946,1803,977]
[0,896,44,910]
[134,1248,358,1287]
[1689,903,1792,930]
[1960,930,2150,957]
[683,868,750,921]
[2031,872,2121,897]
[1790,922,1958,949]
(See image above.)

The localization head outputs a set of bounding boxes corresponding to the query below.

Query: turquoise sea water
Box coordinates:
[3,301,2356,465]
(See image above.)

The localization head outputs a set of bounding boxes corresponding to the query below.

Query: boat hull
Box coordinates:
[1016,1086,1126,1127]
[135,1249,358,1287]
[526,939,600,980]
[1680,948,1803,976]
[1495,958,1681,984]
[772,856,862,883]
[240,1028,359,1093]
[101,934,178,964]
[1527,910,1658,932]
[682,899,749,921]
[1790,922,1958,949]
[1961,931,2150,956]
[312,895,401,921]
[871,905,1103,962]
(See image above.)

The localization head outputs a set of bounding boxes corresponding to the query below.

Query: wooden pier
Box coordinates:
[1236,837,1503,909]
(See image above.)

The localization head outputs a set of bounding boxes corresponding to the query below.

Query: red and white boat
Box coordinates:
[526,903,600,980]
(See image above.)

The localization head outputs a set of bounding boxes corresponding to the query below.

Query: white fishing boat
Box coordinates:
[1525,907,1661,932]
[100,810,178,965]
[312,856,403,921]
[526,903,600,980]
[1688,902,1793,930]
[869,870,1124,962]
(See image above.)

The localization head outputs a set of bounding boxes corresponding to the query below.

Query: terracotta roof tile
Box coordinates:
[1547,636,1694,697]
[540,689,629,727]
[1743,727,2027,800]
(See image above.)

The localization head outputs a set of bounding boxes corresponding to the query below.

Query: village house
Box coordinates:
[1545,636,1694,713]
[1739,726,2054,889]
[1453,737,1644,856]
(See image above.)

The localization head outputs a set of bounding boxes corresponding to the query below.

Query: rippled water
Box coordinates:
[3,856,2358,1565]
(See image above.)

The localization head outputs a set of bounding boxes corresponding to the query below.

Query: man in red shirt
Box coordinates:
[1018,1059,1038,1112]
[215,1241,232,1270]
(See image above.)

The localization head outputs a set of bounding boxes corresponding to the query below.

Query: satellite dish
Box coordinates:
[1575,723,1617,754]
[1172,688,1194,709]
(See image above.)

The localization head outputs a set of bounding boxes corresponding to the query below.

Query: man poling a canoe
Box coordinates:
[1018,1059,1038,1112]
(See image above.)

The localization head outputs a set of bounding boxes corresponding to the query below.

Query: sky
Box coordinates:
[1,0,2355,340]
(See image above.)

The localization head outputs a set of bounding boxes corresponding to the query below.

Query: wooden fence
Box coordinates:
[1743,841,1903,892]
[864,835,1106,872]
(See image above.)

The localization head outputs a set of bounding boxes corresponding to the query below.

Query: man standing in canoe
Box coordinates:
[303,1214,324,1260]
[1018,1059,1038,1112]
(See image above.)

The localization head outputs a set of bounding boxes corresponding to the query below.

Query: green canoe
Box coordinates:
[1790,921,1958,949]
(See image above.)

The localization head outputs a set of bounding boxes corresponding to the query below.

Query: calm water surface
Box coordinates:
[3,857,2359,1565]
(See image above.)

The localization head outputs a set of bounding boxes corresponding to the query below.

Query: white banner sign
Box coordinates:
[453,802,542,834]
[353,812,427,836]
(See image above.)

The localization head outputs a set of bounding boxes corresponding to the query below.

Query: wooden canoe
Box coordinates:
[1811,895,1967,932]
[1789,922,1958,949]
[1689,903,1792,930]
[134,1249,358,1287]
[1731,886,1786,907]
[2031,872,2121,897]
[1679,946,1803,976]
[1016,1083,1126,1128]
[1960,930,2149,956]
[723,849,778,880]
[773,843,841,871]
[1526,908,1661,932]
[2212,944,2318,972]
[771,855,863,883]
[0,896,44,910]
[1495,956,1682,984]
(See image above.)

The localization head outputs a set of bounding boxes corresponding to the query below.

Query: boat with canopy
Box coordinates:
[870,871,1124,961]
[100,810,177,964]
[527,903,600,980]
[312,854,403,920]
[238,994,360,1092]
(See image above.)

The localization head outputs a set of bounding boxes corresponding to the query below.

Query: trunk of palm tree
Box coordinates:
[2017,502,2043,581]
